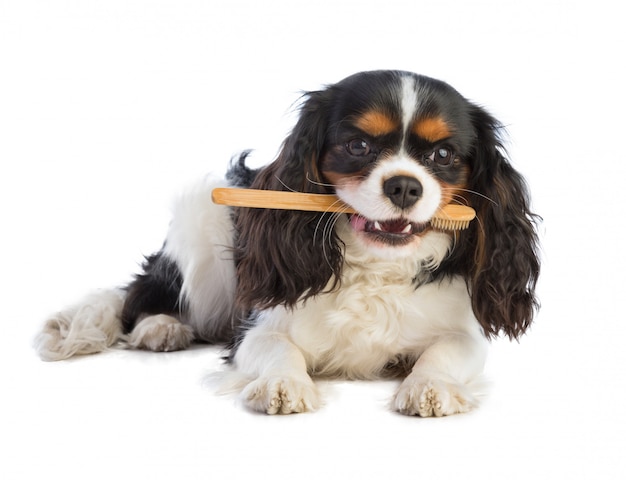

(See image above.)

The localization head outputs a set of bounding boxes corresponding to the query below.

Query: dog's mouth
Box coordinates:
[349,214,429,246]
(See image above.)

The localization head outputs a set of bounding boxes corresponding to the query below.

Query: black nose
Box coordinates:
[383,175,423,209]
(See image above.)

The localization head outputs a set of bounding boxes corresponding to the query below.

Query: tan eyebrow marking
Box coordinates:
[354,111,399,137]
[413,117,451,142]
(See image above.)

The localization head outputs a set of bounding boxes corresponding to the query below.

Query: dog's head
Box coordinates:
[235,70,540,339]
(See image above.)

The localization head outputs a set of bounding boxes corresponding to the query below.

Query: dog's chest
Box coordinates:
[292,263,428,378]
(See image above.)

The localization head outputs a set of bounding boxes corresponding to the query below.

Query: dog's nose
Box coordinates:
[383,175,423,209]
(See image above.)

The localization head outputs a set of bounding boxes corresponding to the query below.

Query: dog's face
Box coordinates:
[318,72,473,253]
[235,70,540,340]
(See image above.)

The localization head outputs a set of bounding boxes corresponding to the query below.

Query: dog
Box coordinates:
[36,70,540,417]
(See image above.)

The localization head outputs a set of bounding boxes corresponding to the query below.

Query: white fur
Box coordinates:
[230,221,489,415]
[335,156,442,224]
[400,75,419,135]
[162,177,237,341]
[36,170,488,417]
[128,314,194,352]
[35,289,125,361]
[36,176,236,360]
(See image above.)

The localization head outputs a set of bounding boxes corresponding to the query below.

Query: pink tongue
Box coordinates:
[350,215,368,232]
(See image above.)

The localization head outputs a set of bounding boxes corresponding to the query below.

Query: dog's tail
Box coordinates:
[35,289,125,361]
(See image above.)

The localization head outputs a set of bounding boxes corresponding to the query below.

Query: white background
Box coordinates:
[2,0,625,478]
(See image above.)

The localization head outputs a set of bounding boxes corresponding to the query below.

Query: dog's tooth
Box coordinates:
[401,224,412,234]
[374,221,383,231]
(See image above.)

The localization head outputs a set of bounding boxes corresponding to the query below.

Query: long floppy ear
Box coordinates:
[234,89,344,311]
[444,106,540,340]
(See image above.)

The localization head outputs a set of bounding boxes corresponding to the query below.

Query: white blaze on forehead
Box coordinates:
[399,75,419,134]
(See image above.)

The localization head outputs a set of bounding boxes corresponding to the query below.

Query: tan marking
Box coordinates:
[323,170,368,187]
[436,164,470,203]
[413,117,451,142]
[355,111,398,137]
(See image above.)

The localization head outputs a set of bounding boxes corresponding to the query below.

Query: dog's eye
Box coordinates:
[346,139,372,157]
[425,147,455,166]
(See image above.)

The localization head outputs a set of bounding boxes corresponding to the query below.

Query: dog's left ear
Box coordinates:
[258,89,334,194]
[234,88,344,312]
[451,106,541,339]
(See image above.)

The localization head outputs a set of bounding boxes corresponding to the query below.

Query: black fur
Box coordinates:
[121,251,187,334]
[233,70,540,339]
[234,87,345,311]
[226,151,260,188]
[120,70,540,344]
[435,106,541,339]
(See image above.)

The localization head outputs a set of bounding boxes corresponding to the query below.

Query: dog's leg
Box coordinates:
[393,335,488,417]
[35,289,125,361]
[233,328,320,414]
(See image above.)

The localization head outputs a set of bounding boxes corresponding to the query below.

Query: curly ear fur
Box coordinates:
[233,86,540,338]
[441,106,540,339]
[234,89,345,311]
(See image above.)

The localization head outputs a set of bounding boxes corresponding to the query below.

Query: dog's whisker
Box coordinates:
[305,174,335,188]
[441,193,471,206]
[312,196,353,269]
[273,175,298,193]
[35,70,540,419]
[442,187,498,206]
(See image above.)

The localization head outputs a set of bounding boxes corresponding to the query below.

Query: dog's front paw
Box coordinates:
[241,376,321,414]
[393,375,477,417]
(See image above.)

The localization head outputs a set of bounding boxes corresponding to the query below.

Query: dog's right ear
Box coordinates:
[234,88,345,312]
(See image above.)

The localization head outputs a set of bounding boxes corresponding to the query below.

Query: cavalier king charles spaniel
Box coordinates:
[37,70,540,417]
